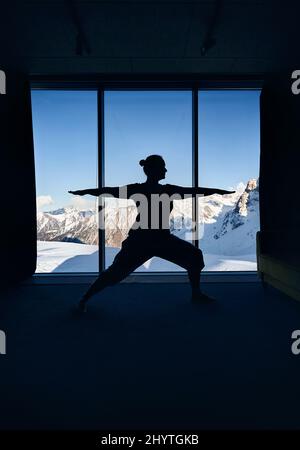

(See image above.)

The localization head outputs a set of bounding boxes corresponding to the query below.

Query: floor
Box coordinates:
[0,281,300,430]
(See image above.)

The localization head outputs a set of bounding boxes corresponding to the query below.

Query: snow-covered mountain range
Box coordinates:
[37,207,98,245]
[37,179,259,256]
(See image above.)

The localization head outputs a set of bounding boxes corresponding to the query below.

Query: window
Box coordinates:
[31,84,261,274]
[104,90,193,271]
[32,90,98,273]
[198,90,261,271]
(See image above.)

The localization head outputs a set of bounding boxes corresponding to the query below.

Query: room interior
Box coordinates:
[0,0,300,430]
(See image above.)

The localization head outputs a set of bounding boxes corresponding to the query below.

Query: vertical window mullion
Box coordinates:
[192,89,199,249]
[97,88,105,272]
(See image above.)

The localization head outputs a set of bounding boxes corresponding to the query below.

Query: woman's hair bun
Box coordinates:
[139,159,145,167]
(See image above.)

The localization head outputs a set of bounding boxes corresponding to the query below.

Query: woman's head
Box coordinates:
[139,155,167,181]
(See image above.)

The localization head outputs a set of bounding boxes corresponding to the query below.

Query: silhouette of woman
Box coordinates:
[69,155,234,312]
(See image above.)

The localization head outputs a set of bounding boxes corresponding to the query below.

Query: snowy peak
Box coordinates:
[46,206,94,218]
[234,178,258,216]
[37,179,259,256]
[212,178,259,246]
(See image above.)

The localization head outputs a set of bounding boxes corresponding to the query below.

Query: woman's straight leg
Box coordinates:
[78,234,152,310]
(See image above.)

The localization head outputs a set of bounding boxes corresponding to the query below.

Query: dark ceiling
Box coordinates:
[1,1,299,75]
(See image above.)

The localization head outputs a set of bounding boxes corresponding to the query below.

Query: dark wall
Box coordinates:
[260,72,300,234]
[0,70,36,283]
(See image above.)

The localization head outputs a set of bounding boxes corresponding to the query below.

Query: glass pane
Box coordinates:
[32,90,99,273]
[104,90,193,271]
[198,90,261,271]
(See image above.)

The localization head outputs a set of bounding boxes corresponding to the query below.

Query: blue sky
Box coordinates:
[31,89,261,211]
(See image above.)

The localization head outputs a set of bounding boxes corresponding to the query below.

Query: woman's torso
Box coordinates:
[127,182,174,235]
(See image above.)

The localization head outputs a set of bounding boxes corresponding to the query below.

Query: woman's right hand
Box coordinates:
[68,190,84,196]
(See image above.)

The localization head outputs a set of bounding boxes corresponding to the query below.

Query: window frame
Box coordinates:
[30,75,263,276]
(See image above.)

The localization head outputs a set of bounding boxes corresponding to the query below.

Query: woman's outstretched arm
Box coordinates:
[68,187,121,197]
[166,185,235,196]
[68,184,139,198]
[68,189,100,196]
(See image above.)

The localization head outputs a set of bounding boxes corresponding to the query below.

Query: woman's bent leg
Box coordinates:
[154,234,212,300]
